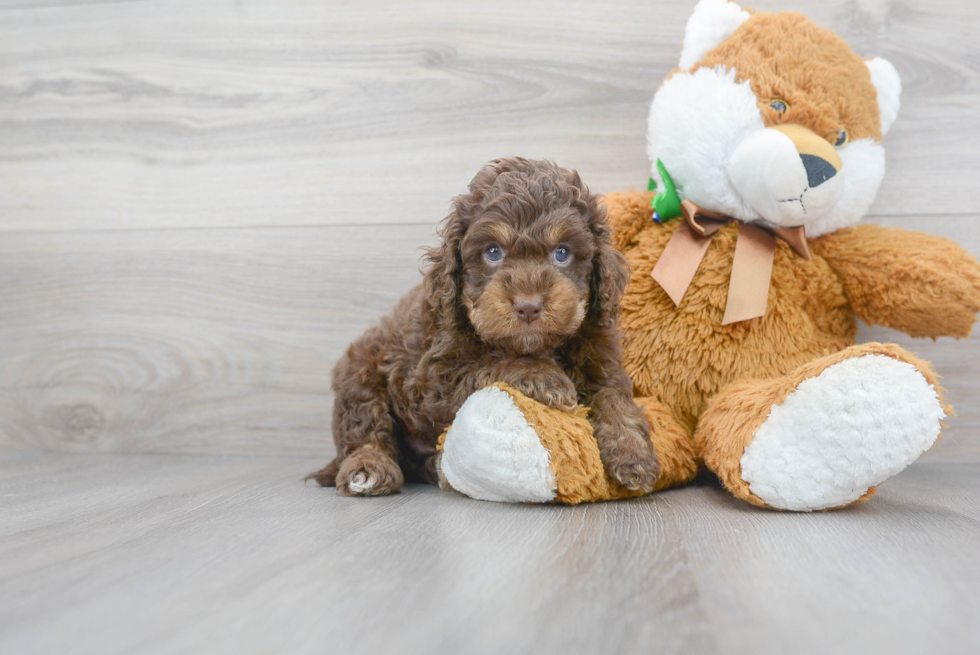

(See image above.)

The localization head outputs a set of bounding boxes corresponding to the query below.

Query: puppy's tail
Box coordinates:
[303,458,340,487]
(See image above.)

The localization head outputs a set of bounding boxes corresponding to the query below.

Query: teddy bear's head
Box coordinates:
[648,0,901,237]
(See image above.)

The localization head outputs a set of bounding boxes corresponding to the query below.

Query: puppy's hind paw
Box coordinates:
[335,445,405,497]
[348,471,378,494]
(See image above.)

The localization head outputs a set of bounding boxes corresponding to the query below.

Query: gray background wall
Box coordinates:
[1,0,978,461]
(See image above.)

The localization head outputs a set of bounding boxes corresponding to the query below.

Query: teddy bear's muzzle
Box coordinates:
[727,123,844,227]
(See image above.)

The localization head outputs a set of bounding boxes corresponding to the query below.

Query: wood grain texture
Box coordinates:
[0,452,715,655]
[661,462,980,655]
[1,0,978,232]
[0,215,977,457]
[0,223,435,454]
[0,452,977,655]
[2,1,979,652]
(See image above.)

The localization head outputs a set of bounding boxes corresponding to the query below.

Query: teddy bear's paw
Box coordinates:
[739,354,945,511]
[439,386,557,503]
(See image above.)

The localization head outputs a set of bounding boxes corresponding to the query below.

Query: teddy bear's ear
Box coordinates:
[866,57,902,136]
[678,0,751,71]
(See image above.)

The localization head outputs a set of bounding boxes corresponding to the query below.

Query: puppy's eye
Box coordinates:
[834,129,848,147]
[770,98,789,114]
[553,246,571,264]
[485,244,503,263]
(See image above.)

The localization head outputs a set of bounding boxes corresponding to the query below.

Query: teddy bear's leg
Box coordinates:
[695,343,949,511]
[437,384,698,504]
[437,384,562,503]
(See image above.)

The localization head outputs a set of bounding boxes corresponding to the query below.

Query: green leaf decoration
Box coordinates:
[647,177,657,192]
[651,159,682,222]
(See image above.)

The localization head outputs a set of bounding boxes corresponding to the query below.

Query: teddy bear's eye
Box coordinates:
[834,130,848,147]
[770,99,788,114]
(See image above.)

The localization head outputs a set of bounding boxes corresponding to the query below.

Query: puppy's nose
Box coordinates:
[513,297,543,324]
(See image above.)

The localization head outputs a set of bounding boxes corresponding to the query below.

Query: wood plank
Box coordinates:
[661,462,980,655]
[1,216,978,456]
[0,452,714,655]
[1,452,977,654]
[0,223,436,454]
[1,0,978,232]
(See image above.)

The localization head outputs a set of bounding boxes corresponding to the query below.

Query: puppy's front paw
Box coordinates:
[335,445,405,497]
[598,427,660,493]
[606,456,660,493]
[535,384,579,411]
[513,373,579,411]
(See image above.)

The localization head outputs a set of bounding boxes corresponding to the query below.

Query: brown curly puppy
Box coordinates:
[307,158,659,496]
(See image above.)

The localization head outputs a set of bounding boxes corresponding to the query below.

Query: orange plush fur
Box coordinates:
[695,11,882,143]
[437,3,980,508]
[597,8,980,506]
[467,188,974,506]
[437,382,694,505]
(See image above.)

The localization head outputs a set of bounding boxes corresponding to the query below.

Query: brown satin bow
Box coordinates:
[651,200,811,325]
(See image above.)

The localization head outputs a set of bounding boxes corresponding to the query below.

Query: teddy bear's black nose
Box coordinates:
[800,154,838,188]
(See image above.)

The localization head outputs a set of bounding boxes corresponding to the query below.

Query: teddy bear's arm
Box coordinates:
[603,190,656,250]
[810,223,980,338]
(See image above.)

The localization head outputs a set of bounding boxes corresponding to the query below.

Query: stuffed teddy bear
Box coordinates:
[436,0,980,511]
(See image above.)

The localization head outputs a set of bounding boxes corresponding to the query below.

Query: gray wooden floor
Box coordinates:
[2,452,979,655]
[2,0,980,653]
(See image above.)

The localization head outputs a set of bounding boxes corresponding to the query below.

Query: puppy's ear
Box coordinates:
[586,199,631,330]
[422,202,471,333]
[422,158,521,330]
[560,170,631,331]
[589,232,631,330]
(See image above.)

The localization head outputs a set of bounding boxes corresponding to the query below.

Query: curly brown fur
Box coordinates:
[307,158,659,496]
